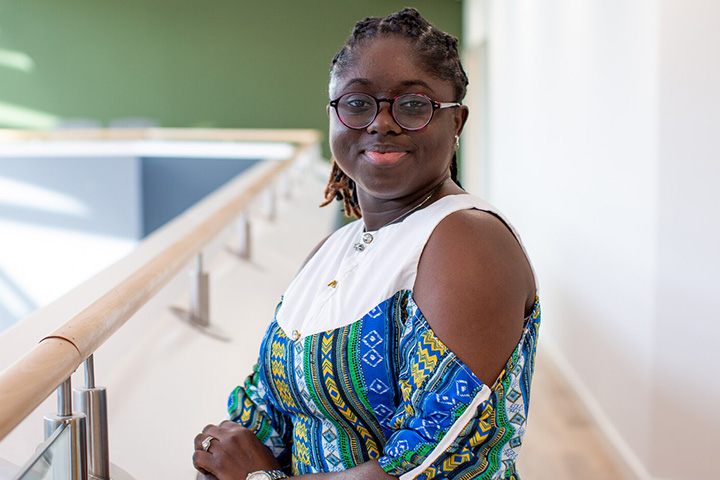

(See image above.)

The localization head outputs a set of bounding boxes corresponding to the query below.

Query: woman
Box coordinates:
[194,8,539,480]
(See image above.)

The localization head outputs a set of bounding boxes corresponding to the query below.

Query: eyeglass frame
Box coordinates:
[328,92,462,131]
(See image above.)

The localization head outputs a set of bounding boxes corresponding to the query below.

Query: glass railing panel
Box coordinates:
[12,422,69,480]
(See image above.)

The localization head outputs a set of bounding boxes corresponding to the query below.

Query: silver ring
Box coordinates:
[201,435,215,452]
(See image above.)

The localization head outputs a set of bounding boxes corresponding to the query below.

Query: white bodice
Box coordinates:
[276,194,533,339]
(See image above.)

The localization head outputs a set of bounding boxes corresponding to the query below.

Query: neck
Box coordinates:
[359,178,454,231]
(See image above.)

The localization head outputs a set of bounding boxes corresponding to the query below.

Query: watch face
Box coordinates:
[247,470,288,480]
[246,473,271,480]
[247,472,288,480]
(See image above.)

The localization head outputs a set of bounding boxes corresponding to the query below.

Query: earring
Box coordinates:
[454,135,460,150]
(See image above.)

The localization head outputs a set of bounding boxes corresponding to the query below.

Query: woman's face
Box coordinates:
[328,35,468,203]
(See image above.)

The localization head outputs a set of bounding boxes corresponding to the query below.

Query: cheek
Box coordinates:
[328,130,344,162]
[428,122,458,159]
[328,116,344,156]
[329,122,357,165]
[418,128,450,154]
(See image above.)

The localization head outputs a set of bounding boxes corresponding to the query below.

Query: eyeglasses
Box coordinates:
[329,92,462,131]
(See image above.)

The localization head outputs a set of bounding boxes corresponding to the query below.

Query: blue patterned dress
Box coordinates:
[228,195,540,479]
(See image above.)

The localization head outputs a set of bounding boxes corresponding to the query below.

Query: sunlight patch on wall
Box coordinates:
[0,49,35,72]
[0,218,137,327]
[0,102,58,128]
[0,275,34,321]
[0,177,89,217]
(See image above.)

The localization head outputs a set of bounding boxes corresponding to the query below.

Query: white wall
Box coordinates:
[463,1,720,479]
[652,1,720,477]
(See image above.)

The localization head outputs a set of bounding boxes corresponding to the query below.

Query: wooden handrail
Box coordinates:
[0,127,322,144]
[0,132,318,441]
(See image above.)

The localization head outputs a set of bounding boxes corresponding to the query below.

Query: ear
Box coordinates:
[454,105,469,136]
[327,104,331,117]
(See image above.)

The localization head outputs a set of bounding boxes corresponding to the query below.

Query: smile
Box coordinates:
[363,150,409,166]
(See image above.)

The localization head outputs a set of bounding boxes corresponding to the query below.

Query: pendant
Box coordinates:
[353,243,365,252]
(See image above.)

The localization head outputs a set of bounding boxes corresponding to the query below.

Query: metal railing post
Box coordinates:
[73,355,110,480]
[172,252,229,340]
[189,253,210,327]
[280,172,292,199]
[236,212,251,260]
[44,378,87,480]
[263,186,276,222]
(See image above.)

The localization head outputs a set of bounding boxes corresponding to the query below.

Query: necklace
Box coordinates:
[353,181,444,252]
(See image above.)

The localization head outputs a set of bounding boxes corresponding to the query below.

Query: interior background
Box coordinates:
[0,0,462,159]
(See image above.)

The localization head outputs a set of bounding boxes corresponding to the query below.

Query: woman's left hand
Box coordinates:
[193,420,282,480]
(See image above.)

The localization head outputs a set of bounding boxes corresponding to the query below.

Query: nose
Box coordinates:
[367,101,402,135]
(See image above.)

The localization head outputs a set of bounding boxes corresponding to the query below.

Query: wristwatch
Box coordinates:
[246,471,289,480]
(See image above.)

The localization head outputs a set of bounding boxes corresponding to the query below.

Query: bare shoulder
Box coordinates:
[417,209,535,305]
[413,208,535,384]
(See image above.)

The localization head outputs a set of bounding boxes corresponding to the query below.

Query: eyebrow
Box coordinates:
[341,78,434,92]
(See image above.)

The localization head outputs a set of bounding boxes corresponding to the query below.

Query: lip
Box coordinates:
[362,145,411,167]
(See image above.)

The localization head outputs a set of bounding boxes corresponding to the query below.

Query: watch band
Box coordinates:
[246,470,289,480]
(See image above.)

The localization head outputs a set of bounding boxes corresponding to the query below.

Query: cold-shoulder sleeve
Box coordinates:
[378,297,541,479]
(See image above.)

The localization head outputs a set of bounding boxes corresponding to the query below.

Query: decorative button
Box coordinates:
[354,232,374,252]
[291,330,301,340]
[328,280,338,288]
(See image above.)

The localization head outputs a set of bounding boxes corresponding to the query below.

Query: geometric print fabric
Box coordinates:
[227,291,541,479]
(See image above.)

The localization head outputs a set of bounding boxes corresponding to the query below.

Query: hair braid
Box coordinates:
[450,153,462,190]
[323,8,467,219]
[320,157,362,218]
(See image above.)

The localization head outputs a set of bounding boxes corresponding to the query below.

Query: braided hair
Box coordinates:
[321,8,469,218]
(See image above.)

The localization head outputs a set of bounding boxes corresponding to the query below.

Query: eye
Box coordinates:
[403,100,425,109]
[395,95,431,115]
[339,94,375,112]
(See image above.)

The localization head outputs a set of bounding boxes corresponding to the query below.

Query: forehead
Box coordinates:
[330,35,453,99]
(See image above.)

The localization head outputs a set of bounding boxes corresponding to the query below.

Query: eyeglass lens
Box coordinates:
[336,93,434,130]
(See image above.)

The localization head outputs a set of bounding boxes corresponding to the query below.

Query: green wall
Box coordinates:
[0,0,462,147]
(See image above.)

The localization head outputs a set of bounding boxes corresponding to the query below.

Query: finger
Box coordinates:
[195,432,223,454]
[200,425,223,441]
[197,473,219,480]
[201,423,219,435]
[195,432,217,451]
[216,420,247,436]
[218,419,239,429]
[192,450,214,473]
[217,420,253,438]
[194,432,209,450]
